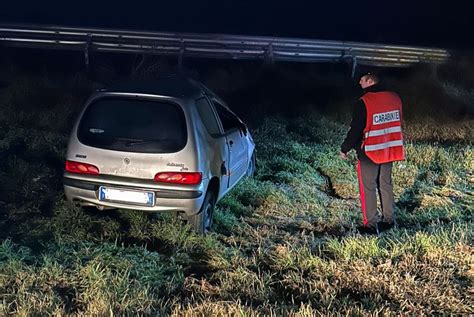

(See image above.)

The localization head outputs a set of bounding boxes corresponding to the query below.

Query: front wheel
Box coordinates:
[246,153,256,178]
[186,190,215,234]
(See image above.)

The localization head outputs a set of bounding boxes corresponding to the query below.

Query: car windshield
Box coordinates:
[77,97,187,153]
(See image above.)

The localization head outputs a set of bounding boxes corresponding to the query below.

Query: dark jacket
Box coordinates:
[341,84,387,160]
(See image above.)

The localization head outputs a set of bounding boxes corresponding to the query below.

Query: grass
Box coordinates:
[0,62,473,315]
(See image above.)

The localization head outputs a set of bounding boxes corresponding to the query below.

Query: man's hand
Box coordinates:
[340,151,348,160]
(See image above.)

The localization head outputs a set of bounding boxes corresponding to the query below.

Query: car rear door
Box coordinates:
[195,96,230,198]
[211,99,248,190]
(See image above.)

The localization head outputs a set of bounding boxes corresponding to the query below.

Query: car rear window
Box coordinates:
[77,97,187,153]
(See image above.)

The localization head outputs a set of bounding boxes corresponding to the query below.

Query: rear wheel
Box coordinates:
[186,190,216,234]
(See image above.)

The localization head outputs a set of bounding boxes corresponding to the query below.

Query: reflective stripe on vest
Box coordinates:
[361,91,405,164]
[364,126,402,138]
[365,140,404,152]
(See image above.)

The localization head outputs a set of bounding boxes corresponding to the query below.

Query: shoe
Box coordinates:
[377,221,395,232]
[356,225,379,235]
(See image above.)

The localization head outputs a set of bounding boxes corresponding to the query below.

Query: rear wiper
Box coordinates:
[125,138,168,146]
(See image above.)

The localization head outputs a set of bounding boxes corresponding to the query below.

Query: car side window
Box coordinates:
[196,97,221,135]
[212,100,241,133]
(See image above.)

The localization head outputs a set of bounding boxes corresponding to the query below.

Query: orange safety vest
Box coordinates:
[360,91,405,164]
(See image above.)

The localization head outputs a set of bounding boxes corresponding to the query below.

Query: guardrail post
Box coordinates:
[264,43,274,65]
[351,56,358,78]
[84,33,92,68]
[429,63,439,81]
[178,39,184,70]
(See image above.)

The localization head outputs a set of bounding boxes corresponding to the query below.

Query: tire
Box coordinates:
[246,153,256,178]
[186,190,216,234]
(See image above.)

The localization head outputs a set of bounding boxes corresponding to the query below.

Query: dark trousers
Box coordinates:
[356,159,394,227]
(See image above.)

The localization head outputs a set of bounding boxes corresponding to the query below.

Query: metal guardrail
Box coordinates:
[0,23,450,71]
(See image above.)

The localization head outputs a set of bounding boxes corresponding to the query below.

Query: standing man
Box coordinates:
[340,72,405,234]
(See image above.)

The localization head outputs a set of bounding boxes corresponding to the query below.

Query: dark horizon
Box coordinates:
[1,1,472,50]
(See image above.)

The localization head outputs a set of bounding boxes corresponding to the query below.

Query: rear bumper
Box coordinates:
[64,175,206,215]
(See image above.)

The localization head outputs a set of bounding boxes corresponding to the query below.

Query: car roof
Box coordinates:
[100,74,206,99]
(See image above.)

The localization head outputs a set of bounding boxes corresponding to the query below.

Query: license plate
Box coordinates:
[99,186,155,206]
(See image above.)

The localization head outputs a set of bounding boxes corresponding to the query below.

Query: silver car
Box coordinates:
[64,75,255,233]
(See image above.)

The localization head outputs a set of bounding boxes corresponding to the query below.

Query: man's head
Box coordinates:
[359,72,379,89]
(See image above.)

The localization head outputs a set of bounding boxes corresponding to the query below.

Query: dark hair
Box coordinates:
[364,72,380,84]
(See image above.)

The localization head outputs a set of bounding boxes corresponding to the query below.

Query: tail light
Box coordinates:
[65,160,99,175]
[154,172,202,185]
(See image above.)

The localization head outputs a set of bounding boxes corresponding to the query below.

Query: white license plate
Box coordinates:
[99,186,155,206]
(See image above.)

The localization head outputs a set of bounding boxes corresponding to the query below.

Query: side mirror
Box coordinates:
[239,122,248,136]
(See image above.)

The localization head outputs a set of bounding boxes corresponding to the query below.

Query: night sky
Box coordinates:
[0,1,472,49]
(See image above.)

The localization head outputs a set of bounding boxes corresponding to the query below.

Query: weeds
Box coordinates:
[0,63,472,315]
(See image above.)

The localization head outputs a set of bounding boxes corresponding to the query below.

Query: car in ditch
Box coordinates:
[63,75,255,233]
